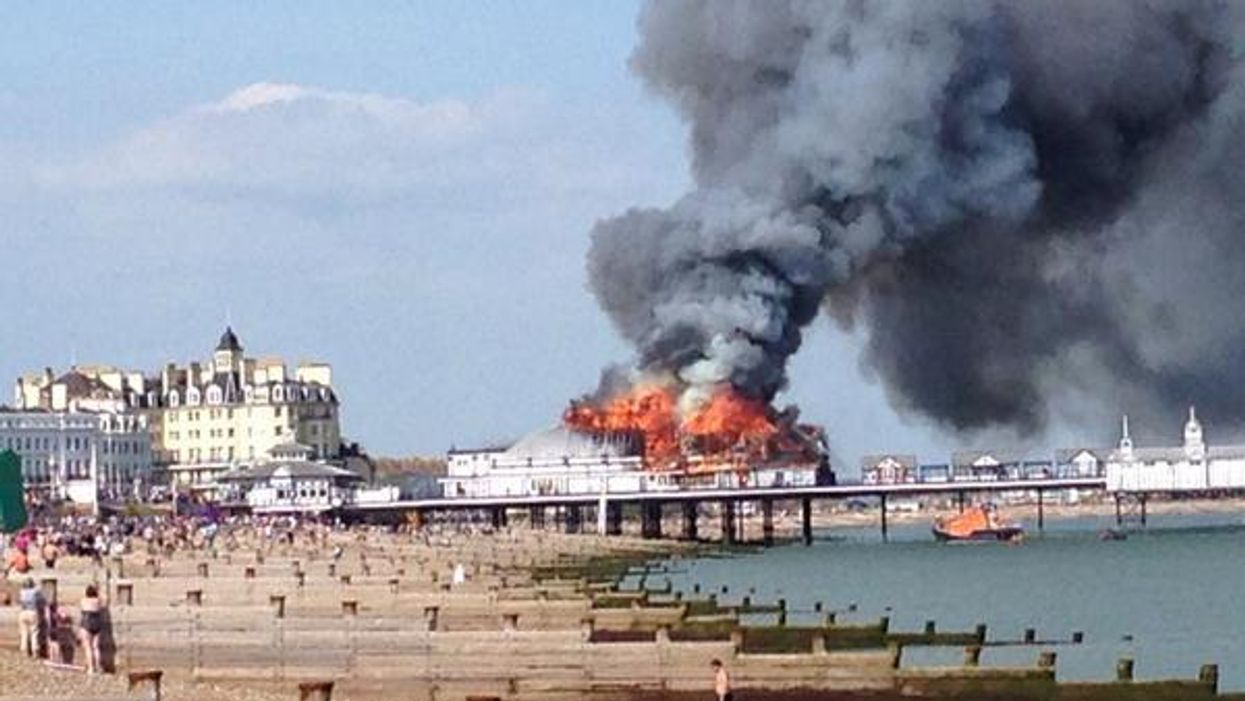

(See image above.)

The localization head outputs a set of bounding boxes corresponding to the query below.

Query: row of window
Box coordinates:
[164,384,333,408]
[4,435,93,452]
[167,405,336,423]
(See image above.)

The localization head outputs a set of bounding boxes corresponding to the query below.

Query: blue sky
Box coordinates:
[0,2,1082,472]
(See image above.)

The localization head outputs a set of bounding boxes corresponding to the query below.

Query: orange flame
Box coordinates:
[563,384,779,470]
[563,385,680,466]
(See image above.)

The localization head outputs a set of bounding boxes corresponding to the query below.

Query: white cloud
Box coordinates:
[35,81,681,215]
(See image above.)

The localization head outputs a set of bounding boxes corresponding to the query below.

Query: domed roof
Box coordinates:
[217,326,243,352]
[504,426,639,460]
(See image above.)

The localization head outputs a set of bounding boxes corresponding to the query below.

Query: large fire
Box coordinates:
[563,384,791,472]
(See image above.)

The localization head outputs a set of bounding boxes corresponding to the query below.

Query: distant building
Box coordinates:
[950,451,1021,481]
[1055,448,1109,478]
[216,443,372,514]
[0,407,152,504]
[1106,408,1245,492]
[15,327,342,495]
[860,454,917,485]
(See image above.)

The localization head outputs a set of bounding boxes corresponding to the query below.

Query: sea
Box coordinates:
[644,511,1245,690]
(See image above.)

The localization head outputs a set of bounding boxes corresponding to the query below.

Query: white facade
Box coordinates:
[219,462,363,514]
[14,328,342,491]
[0,408,152,503]
[1105,408,1245,492]
[443,426,821,498]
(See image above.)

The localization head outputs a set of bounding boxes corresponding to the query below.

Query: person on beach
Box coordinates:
[77,584,105,674]
[41,538,59,569]
[6,545,31,578]
[711,658,731,701]
[17,578,45,658]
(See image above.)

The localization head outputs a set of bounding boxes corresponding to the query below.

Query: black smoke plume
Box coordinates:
[587,0,1245,433]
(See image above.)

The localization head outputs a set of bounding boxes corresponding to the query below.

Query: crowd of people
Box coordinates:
[2,509,376,674]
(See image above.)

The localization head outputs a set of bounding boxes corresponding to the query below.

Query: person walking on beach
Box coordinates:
[711,658,731,701]
[17,578,45,658]
[77,584,105,674]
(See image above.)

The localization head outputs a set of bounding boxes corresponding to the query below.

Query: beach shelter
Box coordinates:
[0,450,27,533]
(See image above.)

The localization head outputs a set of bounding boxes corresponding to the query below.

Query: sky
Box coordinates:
[0,2,1111,474]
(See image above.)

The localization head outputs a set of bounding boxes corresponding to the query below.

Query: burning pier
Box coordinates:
[443,385,832,500]
[563,384,831,485]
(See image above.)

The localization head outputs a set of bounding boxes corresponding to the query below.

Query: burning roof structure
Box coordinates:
[563,382,828,478]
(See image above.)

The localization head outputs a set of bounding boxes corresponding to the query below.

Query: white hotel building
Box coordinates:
[1106,407,1245,492]
[0,408,152,503]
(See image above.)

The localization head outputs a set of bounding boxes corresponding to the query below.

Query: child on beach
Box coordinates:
[711,658,731,701]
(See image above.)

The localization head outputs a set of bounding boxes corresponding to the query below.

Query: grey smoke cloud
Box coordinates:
[587,0,1245,433]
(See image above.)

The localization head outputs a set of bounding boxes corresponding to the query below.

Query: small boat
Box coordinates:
[1098,528,1127,541]
[933,505,1024,542]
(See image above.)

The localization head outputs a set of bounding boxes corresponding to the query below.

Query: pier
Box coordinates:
[351,476,1107,543]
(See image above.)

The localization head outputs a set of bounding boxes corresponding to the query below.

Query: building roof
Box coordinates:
[54,370,118,399]
[217,460,361,483]
[951,450,1028,468]
[860,454,917,470]
[1055,448,1111,462]
[503,426,640,460]
[1112,444,1245,462]
[217,326,243,353]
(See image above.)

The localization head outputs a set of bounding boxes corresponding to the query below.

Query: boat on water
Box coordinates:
[933,504,1024,542]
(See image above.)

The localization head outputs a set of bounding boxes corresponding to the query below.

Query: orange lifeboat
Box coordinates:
[933,505,1023,542]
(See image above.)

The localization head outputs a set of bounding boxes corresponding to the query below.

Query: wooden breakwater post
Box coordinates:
[270,594,286,619]
[1200,663,1220,694]
[117,582,134,606]
[964,645,982,667]
[1117,657,1134,682]
[128,670,164,701]
[298,681,334,701]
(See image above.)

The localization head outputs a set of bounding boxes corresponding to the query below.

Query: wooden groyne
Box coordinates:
[0,530,1236,701]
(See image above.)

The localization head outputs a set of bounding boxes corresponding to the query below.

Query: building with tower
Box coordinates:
[14,327,343,496]
[1105,407,1245,492]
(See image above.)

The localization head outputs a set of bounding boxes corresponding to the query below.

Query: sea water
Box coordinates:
[650,511,1245,690]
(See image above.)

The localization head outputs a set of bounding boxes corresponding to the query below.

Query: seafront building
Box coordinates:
[0,407,152,503]
[14,327,344,496]
[215,442,395,514]
[1105,407,1245,492]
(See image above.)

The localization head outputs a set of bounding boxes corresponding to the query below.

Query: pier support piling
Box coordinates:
[721,501,737,545]
[1037,489,1044,531]
[1114,494,1123,527]
[801,497,813,546]
[606,502,623,536]
[957,491,966,513]
[565,505,582,534]
[491,506,508,530]
[1140,493,1148,527]
[529,506,545,530]
[761,499,775,546]
[880,494,889,542]
[682,501,699,541]
[641,502,662,539]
